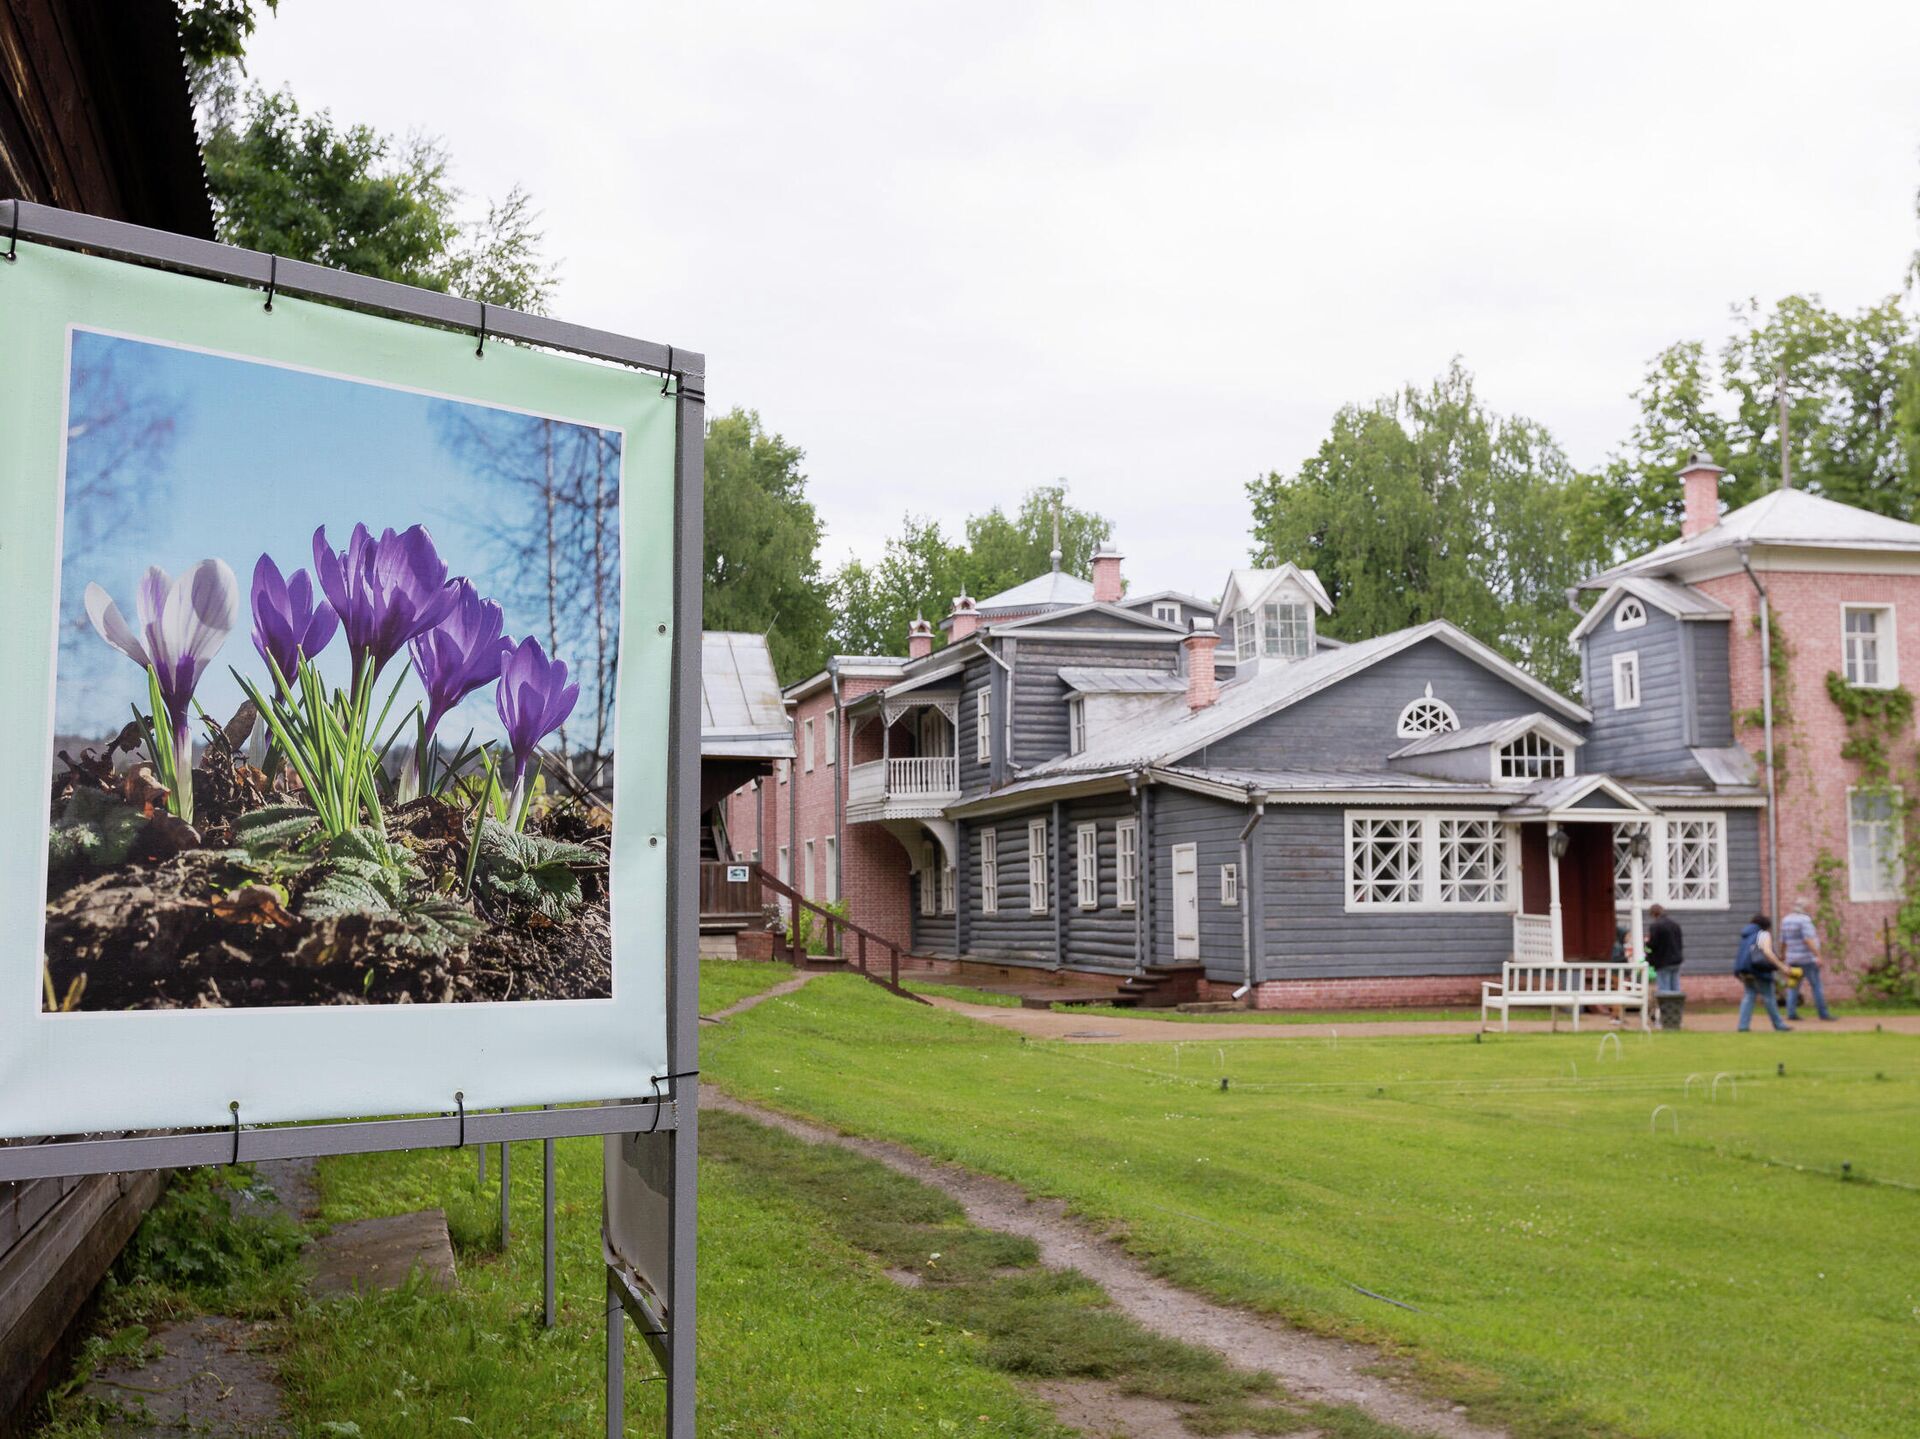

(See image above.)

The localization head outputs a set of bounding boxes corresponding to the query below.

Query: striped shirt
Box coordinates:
[1780,911,1820,966]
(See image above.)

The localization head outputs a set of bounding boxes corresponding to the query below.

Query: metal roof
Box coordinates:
[701,631,793,759]
[1056,666,1187,694]
[1689,746,1758,787]
[974,568,1096,613]
[1390,712,1586,759]
[1569,576,1732,640]
[1582,487,1920,589]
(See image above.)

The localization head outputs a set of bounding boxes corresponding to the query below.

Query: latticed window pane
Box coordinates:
[1665,817,1724,903]
[1349,816,1421,905]
[1844,607,1887,687]
[1235,609,1257,663]
[1116,821,1139,909]
[1613,829,1651,904]
[1438,819,1508,904]
[1397,696,1459,737]
[1498,732,1568,781]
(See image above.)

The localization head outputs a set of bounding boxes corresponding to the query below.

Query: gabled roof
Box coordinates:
[1581,488,1920,589]
[985,601,1186,636]
[1119,589,1216,613]
[1057,667,1186,695]
[701,632,794,759]
[1502,774,1653,819]
[974,568,1095,612]
[1218,563,1333,617]
[1018,619,1587,780]
[1568,576,1732,641]
[1390,712,1586,759]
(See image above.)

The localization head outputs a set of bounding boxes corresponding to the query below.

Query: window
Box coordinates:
[1497,732,1569,782]
[975,689,992,764]
[1234,608,1256,663]
[1664,816,1725,905]
[803,839,816,897]
[1068,697,1087,755]
[824,711,837,765]
[920,842,937,916]
[1843,605,1895,688]
[1076,823,1098,908]
[1612,652,1641,710]
[1613,597,1647,631]
[980,828,999,913]
[803,719,815,771]
[940,860,956,915]
[1153,601,1181,625]
[1437,818,1510,904]
[1347,816,1423,906]
[824,837,838,901]
[1612,828,1651,905]
[1264,601,1312,659]
[1028,819,1049,912]
[1115,820,1139,910]
[777,844,789,884]
[1849,790,1903,901]
[1220,863,1239,906]
[1396,685,1459,738]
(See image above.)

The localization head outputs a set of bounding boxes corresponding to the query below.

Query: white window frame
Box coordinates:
[824,710,837,765]
[920,842,937,916]
[1841,603,1896,689]
[975,688,992,764]
[1153,601,1181,625]
[1848,788,1904,901]
[1234,608,1256,663]
[1613,597,1647,631]
[1344,811,1517,913]
[1068,696,1087,755]
[1396,688,1459,738]
[1028,819,1049,912]
[1115,819,1139,910]
[1611,651,1641,711]
[1265,600,1312,659]
[1495,731,1572,783]
[1611,814,1729,909]
[1220,862,1239,906]
[1076,822,1098,908]
[824,836,838,902]
[802,718,816,772]
[777,844,789,884]
[802,839,816,897]
[980,828,999,914]
[940,858,956,915]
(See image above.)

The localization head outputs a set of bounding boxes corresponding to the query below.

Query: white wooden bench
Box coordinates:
[1481,961,1650,1032]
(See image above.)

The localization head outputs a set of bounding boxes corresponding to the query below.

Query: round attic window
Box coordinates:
[1396,684,1459,738]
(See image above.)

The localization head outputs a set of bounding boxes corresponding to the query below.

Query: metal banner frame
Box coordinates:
[0,200,702,1439]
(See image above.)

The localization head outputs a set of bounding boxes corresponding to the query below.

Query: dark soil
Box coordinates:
[43,734,611,1012]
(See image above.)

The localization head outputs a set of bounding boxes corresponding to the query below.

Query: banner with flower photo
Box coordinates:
[0,242,681,1137]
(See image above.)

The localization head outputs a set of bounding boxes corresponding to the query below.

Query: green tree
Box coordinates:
[704,409,834,681]
[1248,361,1605,694]
[201,86,556,313]
[176,0,277,72]
[961,483,1114,600]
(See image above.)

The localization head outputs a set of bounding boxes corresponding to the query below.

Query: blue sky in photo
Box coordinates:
[54,329,620,750]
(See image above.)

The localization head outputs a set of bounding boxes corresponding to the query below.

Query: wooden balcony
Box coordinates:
[846,756,959,821]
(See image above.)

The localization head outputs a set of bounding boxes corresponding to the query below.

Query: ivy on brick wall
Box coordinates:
[1825,670,1920,1000]
[1737,615,1796,785]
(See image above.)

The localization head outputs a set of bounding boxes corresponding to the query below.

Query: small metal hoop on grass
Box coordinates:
[1596,1032,1622,1062]
[1712,1072,1738,1102]
[1683,1073,1703,1100]
[1650,1104,1679,1136]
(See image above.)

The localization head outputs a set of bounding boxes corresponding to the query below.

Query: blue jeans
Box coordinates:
[1786,962,1832,1020]
[1655,967,1682,995]
[1738,975,1790,1031]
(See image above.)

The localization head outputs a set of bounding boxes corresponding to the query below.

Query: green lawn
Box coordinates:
[698,957,795,1015]
[701,975,1920,1439]
[1060,1003,1484,1025]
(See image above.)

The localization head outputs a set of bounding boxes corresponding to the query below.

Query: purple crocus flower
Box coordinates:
[250,554,339,685]
[85,558,240,758]
[311,523,458,685]
[496,636,579,789]
[410,579,510,748]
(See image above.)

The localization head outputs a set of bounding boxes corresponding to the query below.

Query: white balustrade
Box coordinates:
[885,756,958,796]
[1512,913,1557,966]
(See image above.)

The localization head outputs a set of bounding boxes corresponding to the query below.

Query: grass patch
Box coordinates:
[703,974,1920,1439]
[1061,1004,1483,1025]
[907,981,1028,1007]
[698,956,794,1015]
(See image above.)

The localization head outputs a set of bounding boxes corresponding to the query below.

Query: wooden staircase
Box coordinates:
[1106,966,1204,1010]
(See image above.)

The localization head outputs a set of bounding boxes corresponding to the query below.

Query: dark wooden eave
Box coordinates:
[1,0,214,237]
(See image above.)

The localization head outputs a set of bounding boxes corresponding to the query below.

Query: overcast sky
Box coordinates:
[242,2,1920,605]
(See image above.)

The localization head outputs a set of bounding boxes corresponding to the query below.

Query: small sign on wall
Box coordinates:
[726,864,750,883]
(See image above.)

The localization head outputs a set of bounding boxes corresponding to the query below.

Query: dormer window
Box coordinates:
[1613,597,1647,631]
[1068,696,1087,754]
[1237,601,1312,661]
[1498,732,1570,782]
[1396,685,1459,738]
[1153,601,1181,625]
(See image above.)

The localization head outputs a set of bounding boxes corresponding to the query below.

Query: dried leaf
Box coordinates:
[120,764,171,817]
[111,719,145,754]
[223,700,258,749]
[212,884,296,928]
[144,812,203,857]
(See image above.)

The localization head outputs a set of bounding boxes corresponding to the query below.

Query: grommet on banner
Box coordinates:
[228,1101,242,1166]
[660,345,674,397]
[455,1090,468,1147]
[263,254,277,312]
[475,303,488,358]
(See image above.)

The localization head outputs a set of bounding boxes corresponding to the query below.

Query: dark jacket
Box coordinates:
[1646,916,1684,971]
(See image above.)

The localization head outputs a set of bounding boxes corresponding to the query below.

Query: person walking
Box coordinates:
[1780,899,1835,1021]
[1646,903,1684,995]
[1735,914,1792,1032]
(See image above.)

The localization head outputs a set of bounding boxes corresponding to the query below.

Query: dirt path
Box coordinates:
[703,1087,1507,1439]
[702,969,821,1022]
[923,996,1920,1043]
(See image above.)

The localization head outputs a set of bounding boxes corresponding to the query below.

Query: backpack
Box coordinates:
[1733,924,1761,975]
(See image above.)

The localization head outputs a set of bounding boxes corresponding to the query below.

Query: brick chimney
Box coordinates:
[907,614,935,659]
[948,592,980,641]
[1679,452,1726,538]
[1183,618,1220,710]
[1091,543,1124,604]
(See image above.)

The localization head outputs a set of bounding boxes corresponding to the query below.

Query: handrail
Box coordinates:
[750,865,930,1005]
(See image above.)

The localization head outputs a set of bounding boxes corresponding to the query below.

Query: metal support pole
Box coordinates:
[478,1140,487,1184]
[606,1267,625,1438]
[499,1123,512,1252]
[543,1107,557,1328]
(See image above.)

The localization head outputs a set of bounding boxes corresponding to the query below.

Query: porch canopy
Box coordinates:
[1504,775,1657,966]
